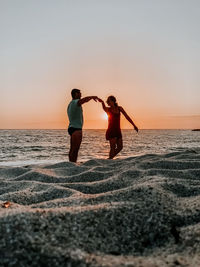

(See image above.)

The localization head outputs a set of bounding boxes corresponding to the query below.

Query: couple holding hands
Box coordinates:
[67,88,138,162]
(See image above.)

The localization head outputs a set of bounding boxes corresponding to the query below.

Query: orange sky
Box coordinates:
[1,1,200,129]
[1,97,199,129]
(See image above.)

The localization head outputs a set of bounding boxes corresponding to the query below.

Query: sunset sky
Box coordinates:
[1,0,200,129]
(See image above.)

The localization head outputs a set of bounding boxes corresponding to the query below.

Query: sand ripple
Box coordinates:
[0,150,200,266]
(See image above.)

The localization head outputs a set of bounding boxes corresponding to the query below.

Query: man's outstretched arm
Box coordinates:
[78,96,98,106]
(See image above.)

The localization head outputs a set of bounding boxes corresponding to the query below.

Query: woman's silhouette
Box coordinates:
[98,96,138,159]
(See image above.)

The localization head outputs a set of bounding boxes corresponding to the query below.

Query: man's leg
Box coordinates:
[69,130,82,162]
[68,137,73,161]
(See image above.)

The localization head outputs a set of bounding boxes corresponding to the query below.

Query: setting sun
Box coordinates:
[102,113,108,120]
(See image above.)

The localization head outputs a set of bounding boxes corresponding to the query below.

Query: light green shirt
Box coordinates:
[67,99,83,129]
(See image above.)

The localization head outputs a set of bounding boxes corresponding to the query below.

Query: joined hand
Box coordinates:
[97,98,103,103]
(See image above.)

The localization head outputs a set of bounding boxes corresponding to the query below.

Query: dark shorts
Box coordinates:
[106,129,122,140]
[68,127,82,136]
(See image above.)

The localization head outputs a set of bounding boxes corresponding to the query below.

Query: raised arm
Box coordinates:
[78,96,98,105]
[97,98,109,113]
[119,106,138,132]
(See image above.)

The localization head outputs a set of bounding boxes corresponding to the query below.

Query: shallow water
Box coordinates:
[0,129,199,166]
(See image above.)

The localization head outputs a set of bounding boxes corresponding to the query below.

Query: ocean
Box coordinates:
[0,129,199,166]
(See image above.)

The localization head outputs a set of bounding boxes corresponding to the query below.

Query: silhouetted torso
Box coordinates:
[106,108,122,140]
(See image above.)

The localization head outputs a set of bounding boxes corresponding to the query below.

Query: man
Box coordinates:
[67,88,98,162]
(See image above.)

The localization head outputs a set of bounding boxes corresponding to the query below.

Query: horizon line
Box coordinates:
[0,128,198,130]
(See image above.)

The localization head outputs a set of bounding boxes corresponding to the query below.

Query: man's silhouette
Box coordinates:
[67,88,98,162]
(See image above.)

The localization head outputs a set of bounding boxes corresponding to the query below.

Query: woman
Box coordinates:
[98,96,138,159]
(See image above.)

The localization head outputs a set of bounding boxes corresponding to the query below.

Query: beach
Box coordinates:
[0,149,200,266]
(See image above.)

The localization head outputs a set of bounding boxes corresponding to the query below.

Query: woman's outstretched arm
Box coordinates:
[119,106,138,132]
[98,98,109,113]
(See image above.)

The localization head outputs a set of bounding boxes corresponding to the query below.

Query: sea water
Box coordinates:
[0,129,199,166]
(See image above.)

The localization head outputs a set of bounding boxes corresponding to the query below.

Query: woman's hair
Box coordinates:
[107,95,118,106]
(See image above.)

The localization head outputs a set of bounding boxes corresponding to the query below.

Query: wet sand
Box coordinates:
[0,149,200,266]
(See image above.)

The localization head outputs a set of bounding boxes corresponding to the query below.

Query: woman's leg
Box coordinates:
[115,138,123,156]
[108,138,117,159]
